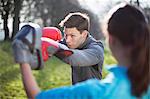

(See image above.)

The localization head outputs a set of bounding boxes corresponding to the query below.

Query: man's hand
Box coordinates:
[42,37,73,60]
[41,27,62,61]
[41,27,73,61]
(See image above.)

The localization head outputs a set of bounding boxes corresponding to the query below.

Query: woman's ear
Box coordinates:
[109,35,123,48]
[109,34,114,45]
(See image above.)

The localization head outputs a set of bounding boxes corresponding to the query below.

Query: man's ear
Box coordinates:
[82,30,88,38]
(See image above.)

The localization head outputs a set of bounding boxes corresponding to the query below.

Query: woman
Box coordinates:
[12,3,149,99]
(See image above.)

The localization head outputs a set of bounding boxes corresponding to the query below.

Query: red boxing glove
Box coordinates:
[42,27,62,61]
[42,27,62,41]
[42,38,73,62]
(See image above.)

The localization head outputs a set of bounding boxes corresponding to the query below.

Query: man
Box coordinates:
[53,12,104,84]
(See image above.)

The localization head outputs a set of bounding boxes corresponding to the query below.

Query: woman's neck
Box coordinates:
[114,47,130,68]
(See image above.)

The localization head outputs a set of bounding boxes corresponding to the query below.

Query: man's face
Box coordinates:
[64,27,87,49]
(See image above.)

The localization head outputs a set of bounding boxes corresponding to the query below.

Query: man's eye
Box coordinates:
[64,34,67,38]
[71,35,75,37]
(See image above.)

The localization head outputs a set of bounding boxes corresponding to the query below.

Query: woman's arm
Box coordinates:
[20,63,41,99]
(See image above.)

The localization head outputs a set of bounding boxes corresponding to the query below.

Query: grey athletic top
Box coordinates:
[55,35,104,84]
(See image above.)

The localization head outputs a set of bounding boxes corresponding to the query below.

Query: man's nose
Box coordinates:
[66,36,71,43]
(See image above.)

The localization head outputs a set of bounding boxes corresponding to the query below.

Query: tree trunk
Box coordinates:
[3,12,10,40]
[11,0,22,39]
[1,0,10,40]
[137,0,140,7]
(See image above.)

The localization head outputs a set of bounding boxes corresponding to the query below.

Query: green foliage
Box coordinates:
[0,41,71,98]
[0,41,116,98]
[34,57,71,90]
[102,47,117,78]
[0,41,26,98]
[104,47,117,65]
[0,41,14,67]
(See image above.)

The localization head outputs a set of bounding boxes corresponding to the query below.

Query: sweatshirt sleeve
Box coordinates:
[35,79,106,99]
[55,42,104,67]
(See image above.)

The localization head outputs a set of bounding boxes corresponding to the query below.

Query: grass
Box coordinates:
[0,41,116,99]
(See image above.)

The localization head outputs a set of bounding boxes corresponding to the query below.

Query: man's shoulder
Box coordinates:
[88,36,104,49]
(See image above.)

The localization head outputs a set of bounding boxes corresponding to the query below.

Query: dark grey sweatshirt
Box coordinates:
[55,35,104,84]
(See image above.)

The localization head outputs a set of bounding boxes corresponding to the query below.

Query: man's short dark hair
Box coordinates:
[59,12,90,33]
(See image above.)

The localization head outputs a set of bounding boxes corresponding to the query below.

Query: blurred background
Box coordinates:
[0,0,149,98]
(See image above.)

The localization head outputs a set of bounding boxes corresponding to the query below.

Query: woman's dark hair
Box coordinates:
[59,12,90,33]
[107,4,149,97]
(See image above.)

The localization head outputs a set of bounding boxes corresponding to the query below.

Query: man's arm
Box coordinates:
[55,43,104,66]
[42,37,104,66]
[20,63,40,99]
